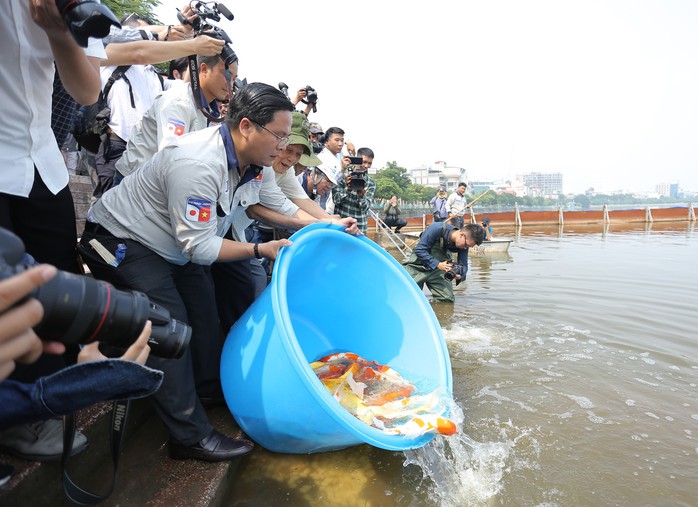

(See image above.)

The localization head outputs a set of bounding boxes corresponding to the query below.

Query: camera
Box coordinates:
[177,1,237,67]
[444,262,463,281]
[55,0,121,48]
[0,227,190,359]
[349,170,366,191]
[301,85,318,113]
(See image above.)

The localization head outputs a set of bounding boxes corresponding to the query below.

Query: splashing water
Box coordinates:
[403,403,510,506]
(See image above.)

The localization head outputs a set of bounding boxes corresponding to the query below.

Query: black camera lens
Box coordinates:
[145,303,191,359]
[33,273,146,347]
[349,170,366,191]
[444,270,456,281]
[32,274,190,359]
[220,44,238,68]
[1,224,190,359]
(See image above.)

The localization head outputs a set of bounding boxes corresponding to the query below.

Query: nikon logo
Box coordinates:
[113,404,126,432]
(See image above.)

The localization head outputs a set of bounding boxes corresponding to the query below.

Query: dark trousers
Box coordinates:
[78,227,217,445]
[211,228,268,337]
[0,169,77,380]
[0,169,79,272]
[94,136,126,199]
[211,259,267,338]
[384,216,407,231]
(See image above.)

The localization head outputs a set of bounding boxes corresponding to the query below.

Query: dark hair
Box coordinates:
[226,82,294,129]
[463,223,485,246]
[458,182,467,188]
[324,127,345,141]
[120,12,153,27]
[197,54,224,71]
[357,147,374,159]
[168,57,188,79]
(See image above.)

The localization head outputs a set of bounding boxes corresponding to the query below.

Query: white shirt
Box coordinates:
[446,191,469,216]
[116,80,207,177]
[101,65,171,142]
[0,0,106,197]
[275,167,310,200]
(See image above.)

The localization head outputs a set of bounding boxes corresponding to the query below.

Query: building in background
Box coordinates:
[656,182,680,198]
[408,161,467,191]
[517,172,563,197]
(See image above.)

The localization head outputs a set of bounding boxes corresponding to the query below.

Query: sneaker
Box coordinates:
[0,418,88,462]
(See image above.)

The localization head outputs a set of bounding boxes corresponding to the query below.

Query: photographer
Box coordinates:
[383,194,407,233]
[291,87,316,116]
[0,0,108,461]
[331,147,377,234]
[0,264,160,441]
[403,222,485,303]
[115,50,238,178]
[481,216,493,241]
[90,12,227,198]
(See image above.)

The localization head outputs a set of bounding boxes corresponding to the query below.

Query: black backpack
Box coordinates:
[72,65,131,153]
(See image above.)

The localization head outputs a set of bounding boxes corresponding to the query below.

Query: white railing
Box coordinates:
[369,209,413,260]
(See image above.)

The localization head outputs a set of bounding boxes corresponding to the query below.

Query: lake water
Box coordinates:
[227,222,698,507]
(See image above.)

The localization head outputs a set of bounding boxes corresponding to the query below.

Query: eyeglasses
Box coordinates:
[251,120,291,149]
[313,170,335,188]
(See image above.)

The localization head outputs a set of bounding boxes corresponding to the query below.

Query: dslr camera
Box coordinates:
[349,170,367,191]
[444,262,464,281]
[55,0,121,48]
[0,227,190,359]
[301,85,318,113]
[177,1,237,67]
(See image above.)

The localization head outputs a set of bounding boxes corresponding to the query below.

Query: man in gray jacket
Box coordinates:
[78,83,295,462]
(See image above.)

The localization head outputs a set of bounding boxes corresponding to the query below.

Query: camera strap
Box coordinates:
[61,400,131,505]
[187,54,224,124]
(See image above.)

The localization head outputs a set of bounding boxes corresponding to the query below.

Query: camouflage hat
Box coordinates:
[289,112,322,166]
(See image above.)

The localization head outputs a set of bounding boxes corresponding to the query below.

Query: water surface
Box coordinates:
[228,222,698,507]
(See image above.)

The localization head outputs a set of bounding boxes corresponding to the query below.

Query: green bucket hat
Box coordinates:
[289,112,322,166]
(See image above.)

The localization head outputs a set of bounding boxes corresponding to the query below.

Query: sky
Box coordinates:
[154,1,698,195]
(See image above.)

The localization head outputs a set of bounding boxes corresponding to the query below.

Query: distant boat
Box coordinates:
[471,238,512,254]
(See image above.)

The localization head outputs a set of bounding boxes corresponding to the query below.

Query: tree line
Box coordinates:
[372,162,688,208]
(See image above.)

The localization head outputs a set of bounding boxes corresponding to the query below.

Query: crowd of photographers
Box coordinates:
[0,0,484,496]
[0,0,380,493]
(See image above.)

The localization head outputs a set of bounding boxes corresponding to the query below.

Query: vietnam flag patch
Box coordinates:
[185,197,212,222]
[167,118,186,136]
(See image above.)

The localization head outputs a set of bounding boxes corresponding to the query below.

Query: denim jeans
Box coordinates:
[0,360,163,430]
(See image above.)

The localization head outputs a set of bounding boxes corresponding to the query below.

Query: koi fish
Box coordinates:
[310,352,457,437]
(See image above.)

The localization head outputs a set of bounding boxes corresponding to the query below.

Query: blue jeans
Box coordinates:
[0,360,162,430]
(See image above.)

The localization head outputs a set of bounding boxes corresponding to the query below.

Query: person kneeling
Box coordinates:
[403,222,484,302]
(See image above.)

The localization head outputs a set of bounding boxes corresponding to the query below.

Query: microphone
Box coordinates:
[216,3,234,20]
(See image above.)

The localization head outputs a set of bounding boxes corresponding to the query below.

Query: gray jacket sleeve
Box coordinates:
[165,157,225,264]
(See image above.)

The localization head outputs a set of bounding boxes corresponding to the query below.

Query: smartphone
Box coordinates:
[348,156,363,166]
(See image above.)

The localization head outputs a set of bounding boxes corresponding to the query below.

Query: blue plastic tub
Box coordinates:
[220,223,452,453]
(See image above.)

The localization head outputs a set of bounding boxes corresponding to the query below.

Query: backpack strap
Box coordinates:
[102,65,133,108]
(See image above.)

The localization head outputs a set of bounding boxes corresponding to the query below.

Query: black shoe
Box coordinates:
[199,396,226,409]
[169,429,254,462]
